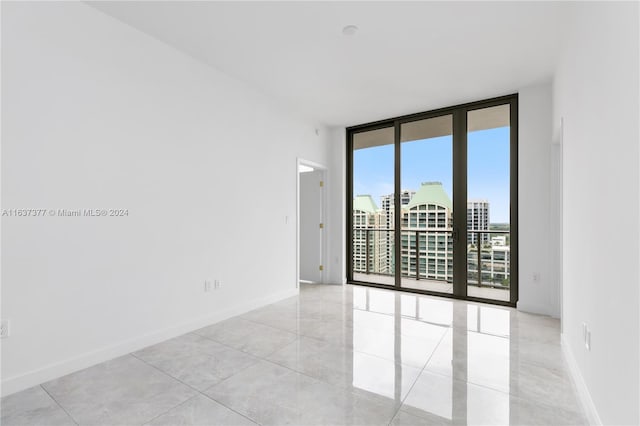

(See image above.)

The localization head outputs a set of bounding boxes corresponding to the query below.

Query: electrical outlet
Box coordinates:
[1,319,9,338]
[214,280,221,289]
[533,272,540,282]
[204,281,212,292]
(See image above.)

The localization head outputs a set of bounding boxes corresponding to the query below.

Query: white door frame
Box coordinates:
[550,117,564,323]
[556,118,564,328]
[296,158,328,287]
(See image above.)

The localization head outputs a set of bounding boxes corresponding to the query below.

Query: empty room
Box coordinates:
[1,1,639,425]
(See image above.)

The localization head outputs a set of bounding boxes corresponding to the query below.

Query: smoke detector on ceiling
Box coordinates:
[342,25,358,36]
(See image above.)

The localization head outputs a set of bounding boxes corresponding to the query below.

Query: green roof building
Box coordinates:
[352,194,389,276]
[407,182,452,210]
[353,195,379,214]
[402,181,453,282]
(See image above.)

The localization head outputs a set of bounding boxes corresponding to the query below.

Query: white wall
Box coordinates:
[326,127,347,285]
[518,82,558,317]
[553,2,639,424]
[1,2,328,396]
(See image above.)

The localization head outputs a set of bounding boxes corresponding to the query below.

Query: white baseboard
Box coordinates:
[516,302,547,315]
[561,333,602,425]
[517,302,556,317]
[1,288,298,397]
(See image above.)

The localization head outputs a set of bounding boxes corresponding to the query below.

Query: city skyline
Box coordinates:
[352,181,510,289]
[353,126,511,223]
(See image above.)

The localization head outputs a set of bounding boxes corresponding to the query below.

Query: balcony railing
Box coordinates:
[352,228,395,276]
[352,228,510,289]
[467,230,510,289]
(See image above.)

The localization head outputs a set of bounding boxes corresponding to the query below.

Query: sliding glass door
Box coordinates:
[352,126,395,286]
[347,95,518,306]
[400,115,454,295]
[466,104,513,302]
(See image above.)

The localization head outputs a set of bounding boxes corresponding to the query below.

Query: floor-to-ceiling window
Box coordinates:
[347,95,518,306]
[351,126,395,286]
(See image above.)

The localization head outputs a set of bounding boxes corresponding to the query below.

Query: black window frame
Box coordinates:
[346,94,519,307]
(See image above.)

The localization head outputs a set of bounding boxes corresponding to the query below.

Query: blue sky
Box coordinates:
[353,127,510,223]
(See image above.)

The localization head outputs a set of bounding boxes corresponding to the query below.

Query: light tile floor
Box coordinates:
[1,284,587,426]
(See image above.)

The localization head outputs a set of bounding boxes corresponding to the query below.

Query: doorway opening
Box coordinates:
[297,159,327,286]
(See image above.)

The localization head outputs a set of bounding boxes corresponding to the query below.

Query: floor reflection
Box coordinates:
[257,283,582,424]
[1,283,584,426]
[347,285,580,425]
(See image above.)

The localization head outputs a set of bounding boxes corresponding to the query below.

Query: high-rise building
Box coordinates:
[381,190,415,212]
[467,238,510,287]
[355,188,505,286]
[380,190,415,272]
[352,195,387,274]
[467,200,490,245]
[488,243,510,284]
[400,182,453,282]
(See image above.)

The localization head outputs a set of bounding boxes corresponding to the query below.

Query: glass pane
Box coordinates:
[466,105,511,302]
[399,115,453,294]
[352,127,394,285]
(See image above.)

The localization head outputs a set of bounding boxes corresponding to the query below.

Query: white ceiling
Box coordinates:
[90,1,565,127]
